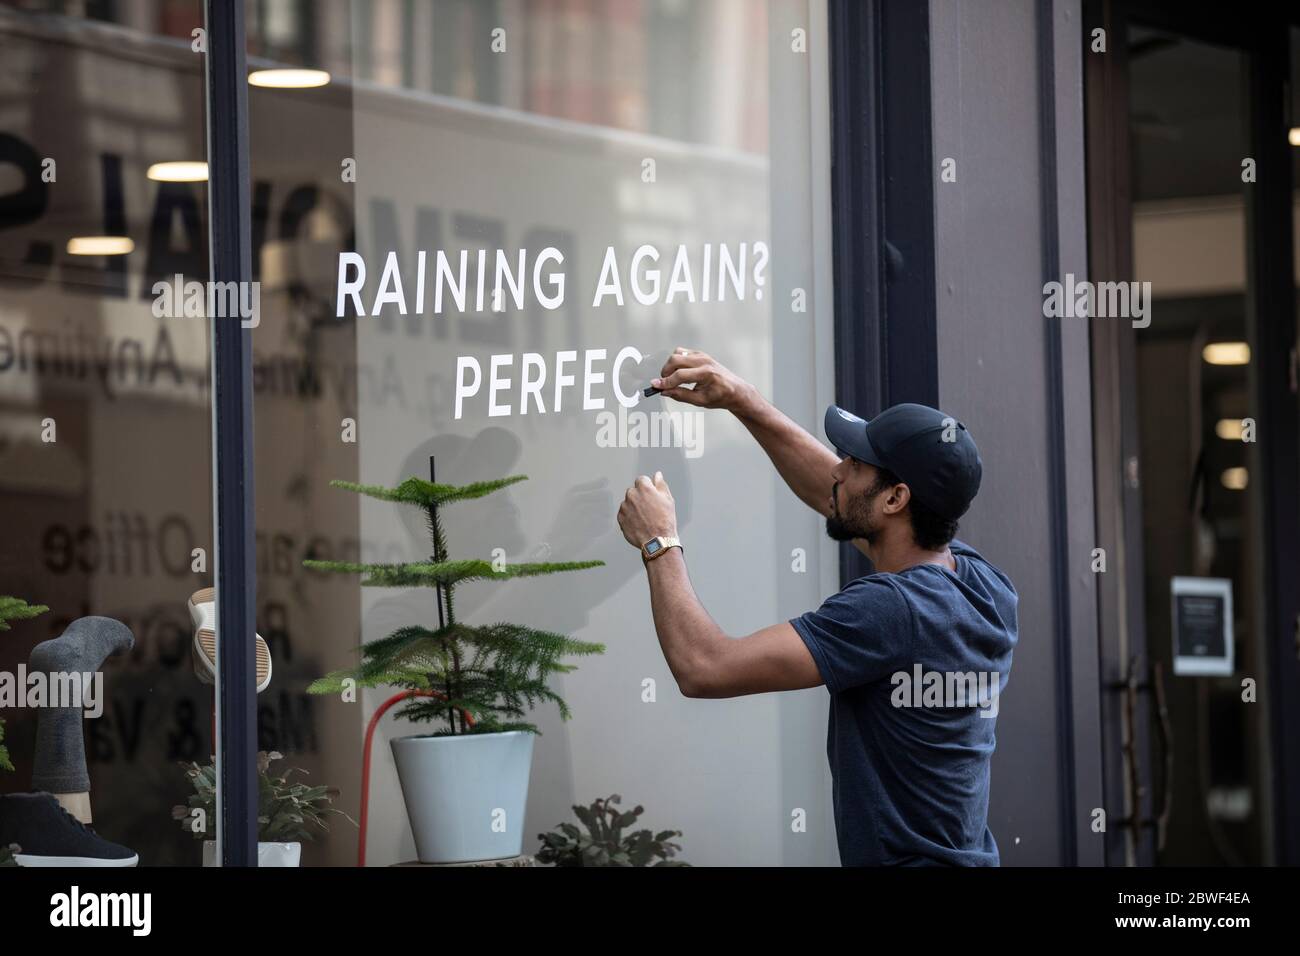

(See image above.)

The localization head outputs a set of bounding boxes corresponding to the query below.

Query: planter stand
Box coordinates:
[392,855,536,867]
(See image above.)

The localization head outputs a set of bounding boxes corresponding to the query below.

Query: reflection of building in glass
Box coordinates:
[254,0,770,152]
[8,0,769,150]
[0,0,833,868]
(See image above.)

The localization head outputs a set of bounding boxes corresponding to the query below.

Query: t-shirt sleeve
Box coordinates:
[789,577,913,694]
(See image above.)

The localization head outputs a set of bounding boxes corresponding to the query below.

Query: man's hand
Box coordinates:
[617,471,678,550]
[652,347,757,414]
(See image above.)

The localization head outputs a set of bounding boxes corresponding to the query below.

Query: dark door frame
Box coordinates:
[828,0,938,588]
[1244,17,1300,869]
[831,0,1097,866]
[1083,0,1300,866]
[1083,0,1155,870]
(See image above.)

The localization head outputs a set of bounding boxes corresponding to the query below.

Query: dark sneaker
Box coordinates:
[0,792,138,867]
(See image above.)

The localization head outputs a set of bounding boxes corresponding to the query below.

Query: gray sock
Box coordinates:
[29,616,134,793]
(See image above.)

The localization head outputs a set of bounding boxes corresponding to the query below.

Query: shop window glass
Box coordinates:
[0,0,841,868]
[250,0,839,867]
[1,1,214,866]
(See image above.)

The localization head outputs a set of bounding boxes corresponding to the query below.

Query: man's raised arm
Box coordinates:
[652,348,840,518]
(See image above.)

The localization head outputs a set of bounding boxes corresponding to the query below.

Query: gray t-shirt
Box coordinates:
[790,540,1018,866]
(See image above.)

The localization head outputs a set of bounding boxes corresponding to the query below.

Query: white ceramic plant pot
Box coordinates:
[391,730,535,864]
[202,841,302,867]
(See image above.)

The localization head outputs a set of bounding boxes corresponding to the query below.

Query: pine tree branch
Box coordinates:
[0,596,48,630]
[303,558,604,588]
[307,623,603,697]
[328,475,527,508]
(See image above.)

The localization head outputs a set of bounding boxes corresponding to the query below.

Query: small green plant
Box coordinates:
[0,596,48,632]
[172,751,352,843]
[0,721,12,774]
[0,596,47,772]
[305,474,605,735]
[0,843,18,867]
[536,794,688,867]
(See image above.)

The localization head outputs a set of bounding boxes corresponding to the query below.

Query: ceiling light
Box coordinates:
[66,236,134,256]
[147,161,208,182]
[1221,467,1248,491]
[248,69,330,89]
[1214,419,1244,440]
[1202,342,1250,366]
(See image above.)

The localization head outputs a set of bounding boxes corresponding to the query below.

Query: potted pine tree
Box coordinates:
[305,472,604,864]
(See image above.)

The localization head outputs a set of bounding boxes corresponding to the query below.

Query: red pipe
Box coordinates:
[357,689,475,867]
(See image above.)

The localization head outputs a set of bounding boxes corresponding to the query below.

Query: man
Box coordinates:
[616,348,1018,866]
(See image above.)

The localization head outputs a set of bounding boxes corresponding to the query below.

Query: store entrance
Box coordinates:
[1084,1,1300,866]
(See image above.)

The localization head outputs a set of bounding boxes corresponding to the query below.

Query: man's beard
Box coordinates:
[825,512,862,541]
[826,484,878,543]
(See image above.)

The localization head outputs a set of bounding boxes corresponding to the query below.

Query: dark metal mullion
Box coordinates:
[876,0,938,412]
[1245,20,1300,867]
[203,0,259,868]
[828,0,938,586]
[1035,0,1078,868]
[828,0,886,586]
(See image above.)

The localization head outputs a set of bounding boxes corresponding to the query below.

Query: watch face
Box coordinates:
[644,539,661,554]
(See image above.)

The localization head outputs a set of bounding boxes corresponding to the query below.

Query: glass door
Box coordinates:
[1087,2,1300,867]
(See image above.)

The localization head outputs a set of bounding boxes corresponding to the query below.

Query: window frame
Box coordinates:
[203,0,259,869]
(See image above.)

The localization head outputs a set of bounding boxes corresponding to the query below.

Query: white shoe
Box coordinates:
[187,588,272,694]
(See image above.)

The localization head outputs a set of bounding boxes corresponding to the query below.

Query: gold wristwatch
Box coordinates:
[641,535,682,562]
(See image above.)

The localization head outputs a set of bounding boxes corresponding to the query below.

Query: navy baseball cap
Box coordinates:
[824,403,983,521]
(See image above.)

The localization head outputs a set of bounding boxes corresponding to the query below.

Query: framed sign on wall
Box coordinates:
[1170,577,1234,677]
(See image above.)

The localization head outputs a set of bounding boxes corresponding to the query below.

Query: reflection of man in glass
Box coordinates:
[616,348,1018,867]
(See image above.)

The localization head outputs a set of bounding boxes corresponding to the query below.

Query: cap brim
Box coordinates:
[824,405,883,467]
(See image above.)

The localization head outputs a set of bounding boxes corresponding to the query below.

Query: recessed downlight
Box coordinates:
[1215,419,1244,440]
[66,236,134,256]
[248,68,330,89]
[147,161,208,182]
[1221,467,1248,491]
[1202,342,1250,366]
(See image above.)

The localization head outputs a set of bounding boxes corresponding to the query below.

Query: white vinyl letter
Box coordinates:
[630,245,661,306]
[488,354,513,417]
[583,349,607,410]
[553,350,576,413]
[534,247,565,310]
[337,252,366,317]
[454,356,482,420]
[521,353,547,414]
[611,345,644,408]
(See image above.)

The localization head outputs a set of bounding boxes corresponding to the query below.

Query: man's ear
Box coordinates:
[884,482,911,515]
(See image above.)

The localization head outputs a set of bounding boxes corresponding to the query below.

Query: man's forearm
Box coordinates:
[733,386,838,517]
[643,549,723,697]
